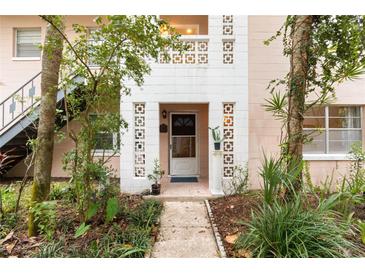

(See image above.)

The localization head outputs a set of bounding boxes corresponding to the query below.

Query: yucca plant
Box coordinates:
[259,154,303,205]
[234,195,359,258]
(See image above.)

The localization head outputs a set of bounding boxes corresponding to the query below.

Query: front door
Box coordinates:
[170,113,198,176]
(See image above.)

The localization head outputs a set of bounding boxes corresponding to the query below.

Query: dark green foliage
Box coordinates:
[74,222,91,239]
[236,157,362,258]
[260,155,303,204]
[0,185,17,214]
[208,126,224,143]
[29,201,57,240]
[127,199,163,229]
[0,213,17,239]
[235,196,357,258]
[67,224,151,258]
[32,198,163,258]
[36,240,65,258]
[49,183,77,202]
[105,197,119,223]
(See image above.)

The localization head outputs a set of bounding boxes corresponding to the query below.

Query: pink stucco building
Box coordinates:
[0,15,364,195]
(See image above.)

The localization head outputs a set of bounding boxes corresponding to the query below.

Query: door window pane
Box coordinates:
[171,114,196,136]
[172,136,196,158]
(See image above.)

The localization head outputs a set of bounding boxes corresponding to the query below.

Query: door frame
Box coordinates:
[169,111,200,177]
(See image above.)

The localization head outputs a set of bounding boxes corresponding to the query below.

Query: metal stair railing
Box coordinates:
[0,72,42,133]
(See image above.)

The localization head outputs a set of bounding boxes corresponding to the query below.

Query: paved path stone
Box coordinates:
[151,201,219,258]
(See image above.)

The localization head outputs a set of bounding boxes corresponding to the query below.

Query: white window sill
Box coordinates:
[12,57,41,61]
[93,150,120,157]
[303,154,351,161]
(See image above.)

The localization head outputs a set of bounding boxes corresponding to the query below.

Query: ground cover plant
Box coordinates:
[209,151,365,258]
[0,182,162,258]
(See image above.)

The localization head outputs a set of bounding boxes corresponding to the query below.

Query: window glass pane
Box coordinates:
[329,106,361,117]
[329,117,361,128]
[303,106,325,129]
[303,129,326,154]
[95,132,114,150]
[328,130,362,153]
[329,106,361,128]
[305,106,325,117]
[160,15,208,35]
[16,28,41,57]
[303,118,325,128]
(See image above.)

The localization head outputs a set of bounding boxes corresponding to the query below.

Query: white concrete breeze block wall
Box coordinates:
[120,15,248,193]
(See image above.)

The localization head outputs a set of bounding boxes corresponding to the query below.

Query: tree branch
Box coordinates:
[39,15,96,82]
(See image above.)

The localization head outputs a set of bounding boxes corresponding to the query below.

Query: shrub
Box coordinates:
[259,155,303,205]
[0,185,17,214]
[0,212,17,239]
[70,224,151,258]
[347,142,365,195]
[357,220,365,245]
[116,225,152,257]
[49,183,77,203]
[128,199,162,229]
[234,196,358,258]
[36,240,64,258]
[30,201,57,240]
[105,197,119,223]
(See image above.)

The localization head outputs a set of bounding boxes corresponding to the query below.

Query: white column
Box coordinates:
[210,150,224,195]
[145,102,160,177]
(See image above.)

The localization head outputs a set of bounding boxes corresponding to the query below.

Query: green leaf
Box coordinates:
[86,202,100,221]
[74,222,90,238]
[105,197,119,223]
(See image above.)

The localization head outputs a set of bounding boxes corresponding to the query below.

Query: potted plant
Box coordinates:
[209,126,224,150]
[148,159,165,195]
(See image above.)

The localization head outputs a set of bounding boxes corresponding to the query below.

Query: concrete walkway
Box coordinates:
[151,201,219,258]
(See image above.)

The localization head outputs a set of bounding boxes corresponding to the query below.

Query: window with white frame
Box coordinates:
[94,132,119,153]
[90,114,119,154]
[303,106,362,154]
[15,28,41,57]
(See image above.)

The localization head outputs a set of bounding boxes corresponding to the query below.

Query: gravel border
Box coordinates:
[204,199,227,258]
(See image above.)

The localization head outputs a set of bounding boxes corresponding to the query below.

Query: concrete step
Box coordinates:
[143,194,222,202]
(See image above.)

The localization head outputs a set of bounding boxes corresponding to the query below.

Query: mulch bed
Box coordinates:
[354,203,365,220]
[0,194,157,258]
[208,193,260,257]
[209,193,365,258]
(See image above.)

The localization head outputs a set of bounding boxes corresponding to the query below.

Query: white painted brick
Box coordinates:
[120,15,248,193]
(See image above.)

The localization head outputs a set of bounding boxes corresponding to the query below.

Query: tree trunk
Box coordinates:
[28,17,64,236]
[287,15,313,191]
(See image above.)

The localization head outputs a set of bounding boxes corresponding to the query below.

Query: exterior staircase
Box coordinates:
[0,72,84,177]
